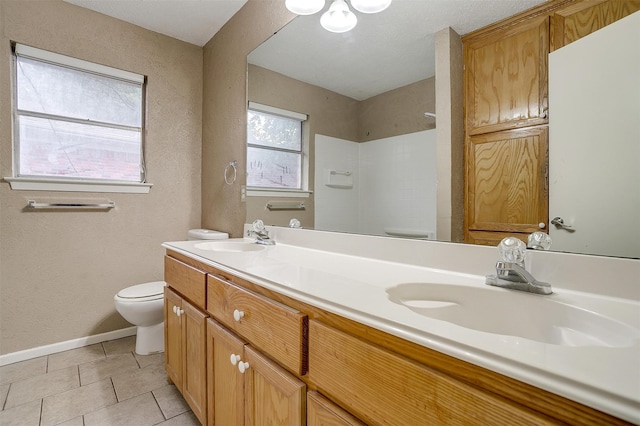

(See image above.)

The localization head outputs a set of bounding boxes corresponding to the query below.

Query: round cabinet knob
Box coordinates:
[538,222,546,229]
[233,309,245,322]
[229,354,241,366]
[172,305,178,314]
[177,309,184,317]
[238,361,250,374]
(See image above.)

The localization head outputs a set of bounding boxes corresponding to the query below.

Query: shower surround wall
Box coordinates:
[0,0,202,355]
[315,131,437,237]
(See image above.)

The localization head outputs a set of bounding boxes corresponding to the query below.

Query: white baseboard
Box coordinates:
[0,327,137,367]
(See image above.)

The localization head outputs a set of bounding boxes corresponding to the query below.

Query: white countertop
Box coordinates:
[163,229,640,423]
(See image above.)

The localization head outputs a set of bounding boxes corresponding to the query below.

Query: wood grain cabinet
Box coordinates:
[308,320,553,425]
[464,15,549,136]
[462,0,640,245]
[207,314,306,426]
[465,127,548,244]
[164,286,208,424]
[307,392,365,426]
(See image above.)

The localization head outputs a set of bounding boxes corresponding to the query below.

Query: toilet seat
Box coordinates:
[116,281,166,301]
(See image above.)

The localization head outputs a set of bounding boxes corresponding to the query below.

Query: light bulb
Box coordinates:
[285,0,325,15]
[321,0,357,33]
[350,0,392,14]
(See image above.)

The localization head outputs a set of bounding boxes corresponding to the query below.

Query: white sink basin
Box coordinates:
[194,240,265,252]
[387,283,640,347]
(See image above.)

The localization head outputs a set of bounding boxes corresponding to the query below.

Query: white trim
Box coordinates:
[248,102,307,121]
[4,177,153,194]
[247,188,312,198]
[0,327,137,366]
[15,43,144,84]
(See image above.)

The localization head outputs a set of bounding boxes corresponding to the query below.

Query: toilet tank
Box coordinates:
[187,229,229,240]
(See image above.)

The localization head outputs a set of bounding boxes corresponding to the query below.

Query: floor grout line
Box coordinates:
[1,337,197,426]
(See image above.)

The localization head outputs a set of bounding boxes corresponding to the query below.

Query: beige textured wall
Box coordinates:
[435,27,465,243]
[202,0,295,237]
[0,0,202,354]
[359,78,436,142]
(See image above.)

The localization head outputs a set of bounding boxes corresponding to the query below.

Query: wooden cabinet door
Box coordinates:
[164,287,183,391]
[207,319,245,426]
[244,345,306,426]
[466,127,548,240]
[465,15,549,135]
[307,391,365,426]
[182,301,208,425]
[550,0,640,51]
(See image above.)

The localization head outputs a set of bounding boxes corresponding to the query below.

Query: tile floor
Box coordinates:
[0,336,200,426]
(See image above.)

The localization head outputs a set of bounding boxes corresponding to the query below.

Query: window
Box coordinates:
[9,43,149,192]
[247,102,307,191]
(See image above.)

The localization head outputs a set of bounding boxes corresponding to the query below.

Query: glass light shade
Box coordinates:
[350,0,392,14]
[285,0,326,15]
[321,0,357,33]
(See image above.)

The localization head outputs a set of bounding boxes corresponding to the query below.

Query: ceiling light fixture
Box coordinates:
[350,0,392,14]
[320,0,357,33]
[285,0,325,16]
[286,0,391,33]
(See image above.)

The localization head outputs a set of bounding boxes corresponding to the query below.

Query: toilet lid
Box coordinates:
[117,281,166,299]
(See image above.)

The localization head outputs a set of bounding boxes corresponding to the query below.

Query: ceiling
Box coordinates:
[63,0,545,99]
[63,0,248,46]
[249,0,546,100]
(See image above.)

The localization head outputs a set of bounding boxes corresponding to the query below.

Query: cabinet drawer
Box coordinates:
[308,320,553,426]
[164,256,207,309]
[207,274,308,375]
[308,391,365,426]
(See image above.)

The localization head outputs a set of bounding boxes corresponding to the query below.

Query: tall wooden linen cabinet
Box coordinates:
[462,0,640,245]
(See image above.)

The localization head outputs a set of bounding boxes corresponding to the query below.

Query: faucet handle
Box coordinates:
[498,237,526,266]
[252,219,265,233]
[528,232,552,250]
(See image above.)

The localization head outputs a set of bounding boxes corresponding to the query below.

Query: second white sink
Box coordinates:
[387,282,640,347]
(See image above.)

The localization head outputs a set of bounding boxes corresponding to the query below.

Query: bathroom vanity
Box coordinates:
[162,227,639,425]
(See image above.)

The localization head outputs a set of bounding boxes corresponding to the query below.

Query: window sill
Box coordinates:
[4,177,153,194]
[247,188,312,198]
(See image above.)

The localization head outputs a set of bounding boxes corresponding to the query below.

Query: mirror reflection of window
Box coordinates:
[247,102,307,190]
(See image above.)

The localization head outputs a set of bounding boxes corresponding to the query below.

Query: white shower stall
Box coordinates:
[315,130,437,238]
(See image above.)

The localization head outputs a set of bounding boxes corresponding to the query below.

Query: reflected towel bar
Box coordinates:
[266,202,305,211]
[27,200,116,209]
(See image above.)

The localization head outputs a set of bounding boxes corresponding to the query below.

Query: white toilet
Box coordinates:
[114,229,229,355]
[114,281,166,355]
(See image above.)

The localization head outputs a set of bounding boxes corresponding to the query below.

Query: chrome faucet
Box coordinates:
[249,219,275,245]
[485,237,552,295]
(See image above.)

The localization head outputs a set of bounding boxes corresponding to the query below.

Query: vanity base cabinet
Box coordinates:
[164,287,208,425]
[307,391,365,426]
[206,318,306,426]
[308,320,554,426]
[165,249,630,425]
[244,345,306,426]
[207,319,245,426]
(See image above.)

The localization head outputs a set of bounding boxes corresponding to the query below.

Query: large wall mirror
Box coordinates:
[246,1,639,259]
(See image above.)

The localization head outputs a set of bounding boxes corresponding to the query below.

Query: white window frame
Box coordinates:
[5,43,152,193]
[246,102,311,198]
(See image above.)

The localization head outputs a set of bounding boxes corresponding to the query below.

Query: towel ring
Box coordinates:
[224,161,237,185]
